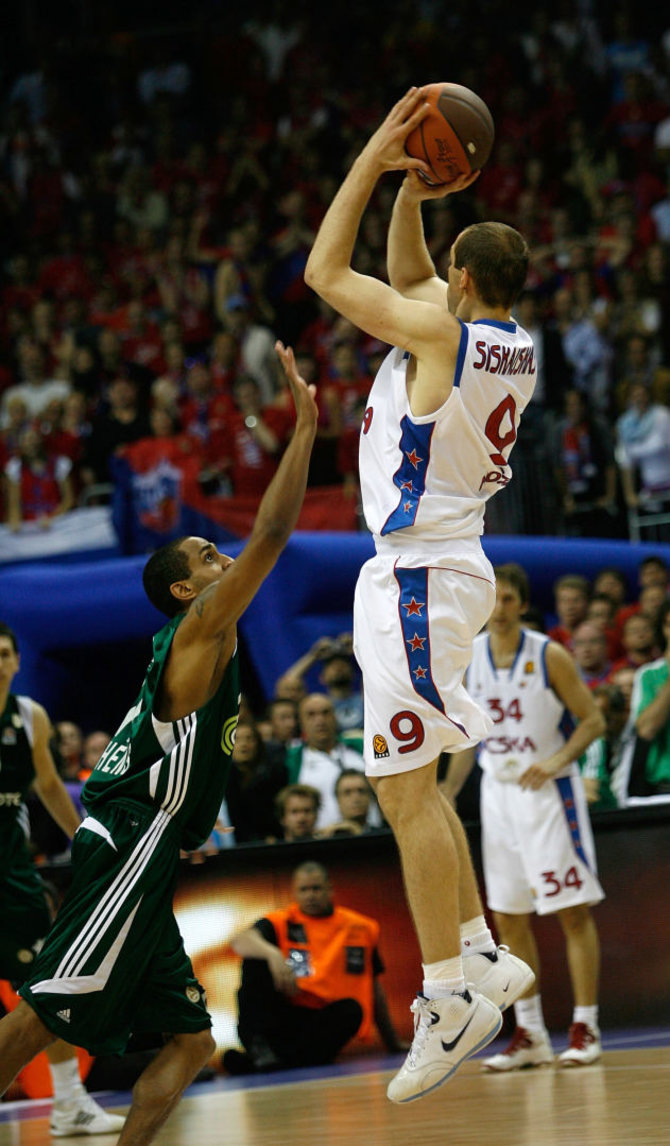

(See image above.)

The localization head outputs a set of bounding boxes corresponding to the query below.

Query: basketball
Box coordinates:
[405,83,495,187]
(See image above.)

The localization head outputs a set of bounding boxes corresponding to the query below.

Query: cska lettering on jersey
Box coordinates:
[473,342,536,376]
[484,735,538,754]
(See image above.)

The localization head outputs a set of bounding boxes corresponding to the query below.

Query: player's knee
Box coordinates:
[166,1027,216,1070]
[189,1027,217,1064]
[181,1028,216,1064]
[375,768,435,824]
[557,904,592,934]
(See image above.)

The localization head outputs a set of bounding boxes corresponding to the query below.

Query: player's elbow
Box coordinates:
[305,255,346,302]
[304,253,329,294]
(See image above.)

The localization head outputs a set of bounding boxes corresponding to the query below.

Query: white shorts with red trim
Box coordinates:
[353,544,496,777]
[480,767,605,915]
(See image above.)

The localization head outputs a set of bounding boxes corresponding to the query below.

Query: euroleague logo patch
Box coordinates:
[221,715,239,755]
[372,734,389,759]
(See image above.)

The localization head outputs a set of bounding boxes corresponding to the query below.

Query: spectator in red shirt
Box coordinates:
[328,341,372,430]
[614,555,669,636]
[608,613,658,676]
[179,360,233,447]
[119,300,165,377]
[547,574,591,649]
[586,592,623,662]
[593,567,629,614]
[4,425,74,530]
[220,374,293,497]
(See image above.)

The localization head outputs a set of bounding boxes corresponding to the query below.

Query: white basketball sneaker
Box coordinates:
[387,989,502,1104]
[463,945,535,1011]
[51,1094,126,1137]
[482,1026,554,1071]
[558,1022,602,1067]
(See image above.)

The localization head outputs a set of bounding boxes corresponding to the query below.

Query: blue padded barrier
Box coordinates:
[1,533,669,721]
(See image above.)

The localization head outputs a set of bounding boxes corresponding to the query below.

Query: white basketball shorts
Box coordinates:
[480,767,605,915]
[353,546,496,777]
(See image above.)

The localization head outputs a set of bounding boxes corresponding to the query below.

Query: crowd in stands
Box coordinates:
[2,3,670,537]
[27,549,670,867]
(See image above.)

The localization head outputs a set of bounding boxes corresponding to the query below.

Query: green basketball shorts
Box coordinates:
[20,801,211,1055]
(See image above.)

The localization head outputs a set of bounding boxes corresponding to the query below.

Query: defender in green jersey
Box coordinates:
[0,624,125,1137]
[0,343,318,1146]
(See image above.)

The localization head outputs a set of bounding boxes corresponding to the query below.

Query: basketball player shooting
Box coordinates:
[304,86,537,1102]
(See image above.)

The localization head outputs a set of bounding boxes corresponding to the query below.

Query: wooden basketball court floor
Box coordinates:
[1,1027,668,1146]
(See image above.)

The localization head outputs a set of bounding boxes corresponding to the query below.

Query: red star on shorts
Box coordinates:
[406,448,423,469]
[400,479,413,492]
[406,632,426,652]
[403,501,413,513]
[413,665,428,679]
[402,597,425,617]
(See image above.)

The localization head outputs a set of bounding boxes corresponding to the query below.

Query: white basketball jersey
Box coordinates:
[359,319,535,545]
[467,629,574,782]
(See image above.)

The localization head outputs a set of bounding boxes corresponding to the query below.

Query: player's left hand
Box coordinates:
[402,168,480,201]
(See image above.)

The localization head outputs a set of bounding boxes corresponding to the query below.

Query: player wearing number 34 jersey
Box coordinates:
[466,625,605,917]
[445,564,605,1071]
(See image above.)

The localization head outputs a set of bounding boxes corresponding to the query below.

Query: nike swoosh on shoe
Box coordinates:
[441,1014,474,1053]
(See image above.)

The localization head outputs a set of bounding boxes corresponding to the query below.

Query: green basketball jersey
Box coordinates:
[0,694,37,877]
[82,615,240,849]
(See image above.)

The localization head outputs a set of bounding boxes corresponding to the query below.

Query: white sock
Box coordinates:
[460,915,496,956]
[514,994,547,1035]
[422,956,466,998]
[573,1005,599,1030]
[50,1058,85,1106]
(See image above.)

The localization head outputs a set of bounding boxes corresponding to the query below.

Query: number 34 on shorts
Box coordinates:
[540,866,583,897]
[372,710,425,759]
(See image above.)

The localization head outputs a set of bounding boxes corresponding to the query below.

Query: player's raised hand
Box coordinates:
[361,88,433,177]
[275,341,318,431]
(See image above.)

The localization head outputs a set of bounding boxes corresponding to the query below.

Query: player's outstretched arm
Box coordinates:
[182,344,318,640]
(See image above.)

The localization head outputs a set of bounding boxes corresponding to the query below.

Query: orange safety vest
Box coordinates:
[263,904,380,1040]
